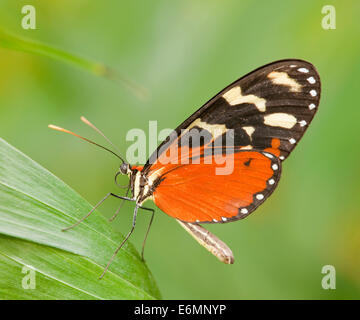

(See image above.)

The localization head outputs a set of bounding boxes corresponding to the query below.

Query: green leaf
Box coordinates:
[0,138,161,300]
[0,28,148,100]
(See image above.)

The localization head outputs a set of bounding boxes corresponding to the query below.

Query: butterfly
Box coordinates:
[49,59,320,278]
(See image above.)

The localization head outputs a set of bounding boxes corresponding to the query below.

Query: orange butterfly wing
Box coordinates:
[152,150,281,223]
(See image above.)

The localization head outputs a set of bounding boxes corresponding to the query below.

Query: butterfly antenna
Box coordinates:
[48,124,125,163]
[80,116,123,157]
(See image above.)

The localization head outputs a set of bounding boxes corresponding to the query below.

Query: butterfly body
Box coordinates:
[127,165,156,205]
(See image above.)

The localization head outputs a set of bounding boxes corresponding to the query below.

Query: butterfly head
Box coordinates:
[119,162,131,175]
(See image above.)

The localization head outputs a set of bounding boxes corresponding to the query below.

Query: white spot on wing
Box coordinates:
[310,89,317,97]
[221,217,227,222]
[298,67,309,73]
[222,86,266,112]
[256,194,264,200]
[307,76,316,84]
[279,156,285,160]
[240,208,248,214]
[309,103,316,110]
[267,71,302,92]
[264,152,274,159]
[289,138,296,144]
[272,164,279,170]
[268,179,275,185]
[264,113,297,129]
[299,120,307,127]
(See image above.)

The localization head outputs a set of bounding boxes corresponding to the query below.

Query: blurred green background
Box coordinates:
[0,0,359,299]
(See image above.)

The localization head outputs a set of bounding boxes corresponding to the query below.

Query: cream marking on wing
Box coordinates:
[242,126,255,140]
[187,118,227,140]
[147,167,167,185]
[264,113,297,129]
[222,86,266,112]
[143,184,150,196]
[267,71,302,92]
[240,145,253,150]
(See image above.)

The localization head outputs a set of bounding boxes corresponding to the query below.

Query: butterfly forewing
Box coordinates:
[144,59,320,171]
[212,59,321,160]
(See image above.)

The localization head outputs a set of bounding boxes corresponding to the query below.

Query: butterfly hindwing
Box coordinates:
[152,150,281,223]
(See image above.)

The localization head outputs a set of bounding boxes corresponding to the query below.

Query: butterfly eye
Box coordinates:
[119,163,129,174]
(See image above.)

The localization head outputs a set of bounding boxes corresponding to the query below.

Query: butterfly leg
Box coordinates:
[99,204,140,279]
[138,206,155,261]
[108,185,131,222]
[62,192,134,231]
